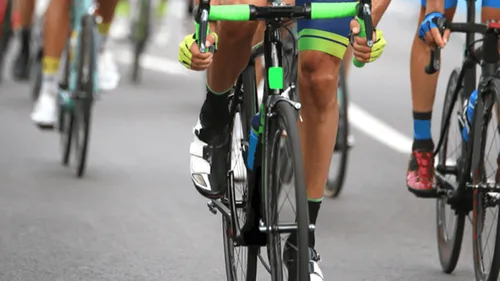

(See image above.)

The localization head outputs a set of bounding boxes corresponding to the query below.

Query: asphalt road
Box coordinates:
[0,1,485,280]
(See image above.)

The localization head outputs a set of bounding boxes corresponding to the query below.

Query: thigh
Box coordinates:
[296,0,354,59]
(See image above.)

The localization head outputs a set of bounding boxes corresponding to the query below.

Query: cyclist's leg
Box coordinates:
[13,0,35,79]
[282,0,354,279]
[30,0,70,127]
[406,0,457,197]
[96,0,120,91]
[189,0,267,198]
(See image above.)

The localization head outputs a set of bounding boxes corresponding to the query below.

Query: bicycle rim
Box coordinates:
[436,68,466,274]
[222,91,258,281]
[265,101,308,281]
[472,91,500,281]
[73,15,95,178]
[325,63,349,198]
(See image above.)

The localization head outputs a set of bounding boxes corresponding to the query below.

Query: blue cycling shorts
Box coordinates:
[421,0,500,10]
[296,0,355,59]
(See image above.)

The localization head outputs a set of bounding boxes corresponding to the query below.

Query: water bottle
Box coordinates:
[462,89,478,142]
[247,113,261,171]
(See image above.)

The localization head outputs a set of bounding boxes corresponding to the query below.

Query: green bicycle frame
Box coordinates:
[69,0,98,94]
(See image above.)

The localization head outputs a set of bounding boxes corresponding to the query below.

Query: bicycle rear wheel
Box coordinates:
[471,86,500,281]
[325,63,349,198]
[131,0,151,83]
[435,68,466,274]
[222,65,259,281]
[72,15,95,177]
[264,101,309,281]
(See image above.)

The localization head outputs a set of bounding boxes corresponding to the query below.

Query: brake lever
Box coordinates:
[425,17,448,74]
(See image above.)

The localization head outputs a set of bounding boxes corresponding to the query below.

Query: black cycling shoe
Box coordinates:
[190,96,230,199]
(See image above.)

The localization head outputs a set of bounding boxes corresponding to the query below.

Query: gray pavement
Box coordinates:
[0,0,484,280]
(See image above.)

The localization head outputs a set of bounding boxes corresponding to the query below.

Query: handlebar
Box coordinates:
[425,19,492,74]
[193,0,374,68]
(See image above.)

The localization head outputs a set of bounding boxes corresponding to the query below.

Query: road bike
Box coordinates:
[47,0,100,178]
[129,0,166,83]
[193,0,373,279]
[428,4,500,280]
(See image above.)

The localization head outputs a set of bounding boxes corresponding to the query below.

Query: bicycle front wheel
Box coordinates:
[325,63,349,198]
[72,15,95,178]
[471,86,500,281]
[264,101,309,281]
[436,68,466,274]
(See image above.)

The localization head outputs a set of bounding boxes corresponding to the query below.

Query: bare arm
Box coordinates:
[372,0,392,27]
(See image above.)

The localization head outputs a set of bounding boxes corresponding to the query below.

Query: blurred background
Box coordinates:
[0,0,484,280]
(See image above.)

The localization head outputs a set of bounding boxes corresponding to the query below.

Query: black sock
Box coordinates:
[200,87,230,127]
[308,200,321,248]
[412,111,434,150]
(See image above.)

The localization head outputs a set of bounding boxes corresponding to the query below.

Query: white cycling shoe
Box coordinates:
[31,79,58,129]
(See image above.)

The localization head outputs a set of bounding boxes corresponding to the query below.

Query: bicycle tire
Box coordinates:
[59,49,73,166]
[131,0,151,83]
[222,64,259,281]
[435,68,466,274]
[325,63,349,198]
[72,15,95,178]
[471,88,500,281]
[31,47,43,101]
[265,101,308,281]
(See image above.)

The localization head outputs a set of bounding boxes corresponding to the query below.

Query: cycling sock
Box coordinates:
[200,86,231,127]
[42,57,60,79]
[413,111,434,150]
[308,198,322,248]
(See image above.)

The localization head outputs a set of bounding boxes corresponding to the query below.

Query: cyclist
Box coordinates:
[179,0,389,279]
[30,0,120,128]
[406,0,500,197]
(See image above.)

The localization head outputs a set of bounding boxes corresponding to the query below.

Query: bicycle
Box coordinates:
[194,0,373,279]
[129,0,166,83]
[427,7,500,280]
[49,0,100,178]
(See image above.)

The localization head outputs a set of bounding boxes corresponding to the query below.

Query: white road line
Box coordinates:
[116,53,414,154]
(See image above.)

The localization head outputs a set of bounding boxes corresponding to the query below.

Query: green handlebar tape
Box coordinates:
[353,17,366,68]
[209,5,250,21]
[310,2,358,19]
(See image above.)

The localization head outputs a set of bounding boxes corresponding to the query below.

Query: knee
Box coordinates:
[298,51,340,113]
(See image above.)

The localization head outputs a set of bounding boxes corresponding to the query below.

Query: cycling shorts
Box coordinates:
[296,0,355,59]
[421,0,500,10]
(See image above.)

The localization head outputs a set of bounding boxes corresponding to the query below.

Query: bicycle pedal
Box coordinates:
[207,201,218,215]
